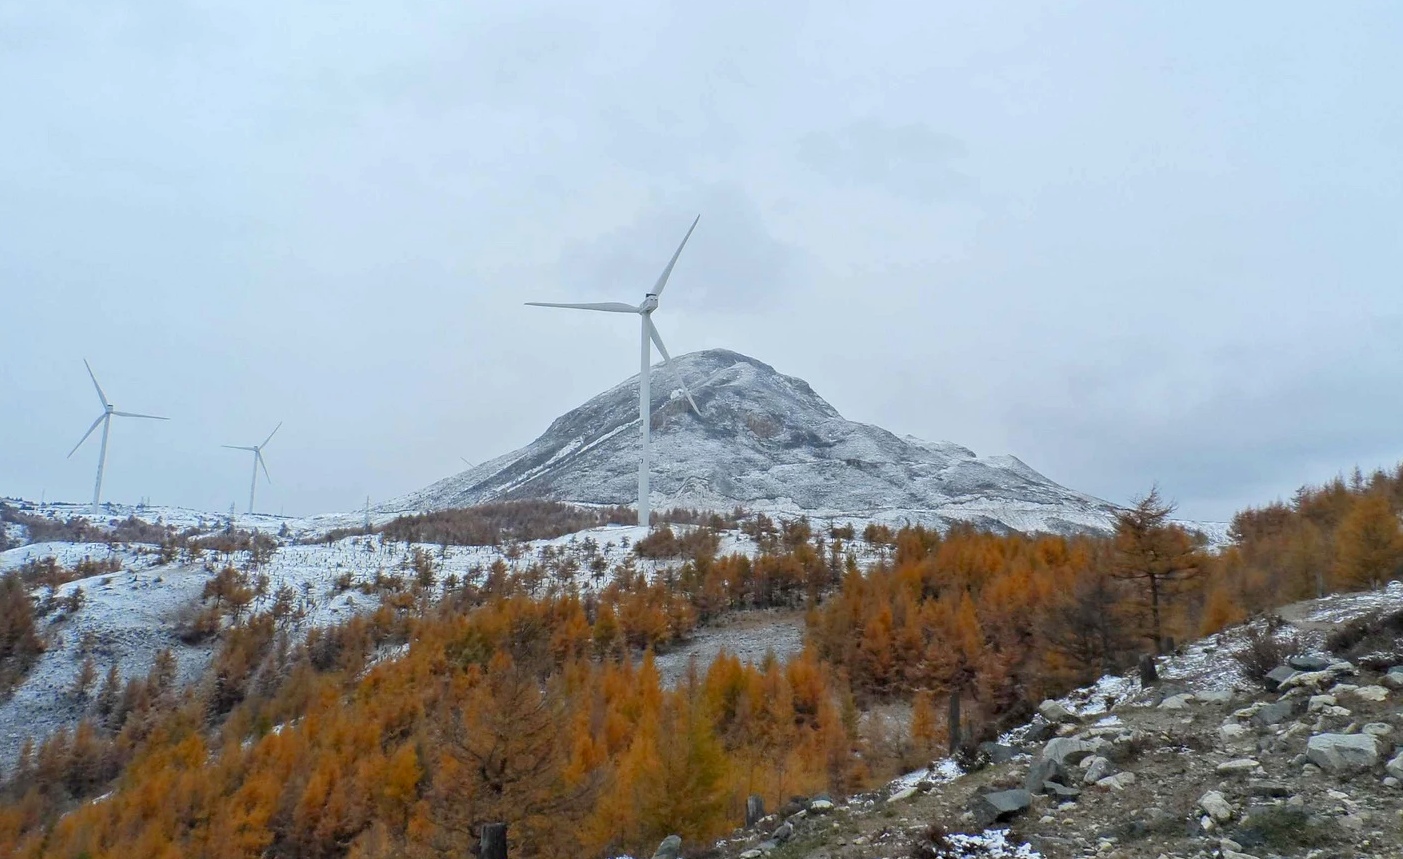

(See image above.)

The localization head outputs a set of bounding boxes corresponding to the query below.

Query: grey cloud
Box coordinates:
[797,120,969,201]
[555,185,806,311]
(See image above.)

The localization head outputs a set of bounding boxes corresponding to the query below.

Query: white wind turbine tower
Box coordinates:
[67,360,170,514]
[527,215,702,528]
[222,423,281,514]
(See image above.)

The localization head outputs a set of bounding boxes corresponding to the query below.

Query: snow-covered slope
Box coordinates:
[398,349,1123,535]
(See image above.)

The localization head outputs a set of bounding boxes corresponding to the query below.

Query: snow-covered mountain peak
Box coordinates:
[397,349,1122,534]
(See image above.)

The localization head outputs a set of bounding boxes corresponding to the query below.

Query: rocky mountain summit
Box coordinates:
[400,350,1123,535]
[689,585,1403,859]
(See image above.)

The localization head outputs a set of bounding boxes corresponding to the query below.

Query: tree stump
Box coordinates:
[1138,654,1159,686]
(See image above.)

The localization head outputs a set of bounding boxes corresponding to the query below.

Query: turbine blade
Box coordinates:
[649,214,700,299]
[460,457,472,467]
[222,445,257,451]
[111,411,169,420]
[261,421,282,449]
[646,318,700,415]
[68,414,106,458]
[83,359,110,408]
[258,451,272,484]
[645,316,672,362]
[525,301,640,313]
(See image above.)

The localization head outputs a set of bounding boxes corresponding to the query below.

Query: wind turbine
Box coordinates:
[222,423,281,514]
[527,215,702,529]
[67,360,169,515]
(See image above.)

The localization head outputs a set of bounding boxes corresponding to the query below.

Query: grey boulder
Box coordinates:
[1306,733,1381,774]
[970,789,1032,828]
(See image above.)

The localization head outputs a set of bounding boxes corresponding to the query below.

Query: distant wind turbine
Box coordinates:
[527,215,702,528]
[67,360,169,514]
[222,422,281,514]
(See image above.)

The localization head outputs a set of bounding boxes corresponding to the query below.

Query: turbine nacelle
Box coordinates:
[640,295,659,313]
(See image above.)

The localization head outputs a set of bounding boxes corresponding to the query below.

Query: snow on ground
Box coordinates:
[0,509,855,771]
[1007,581,1403,735]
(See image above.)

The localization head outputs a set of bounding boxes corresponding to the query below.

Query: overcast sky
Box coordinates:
[3,2,1401,522]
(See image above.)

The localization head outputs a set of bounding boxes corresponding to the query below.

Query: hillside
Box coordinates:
[398,349,1125,536]
[706,585,1403,859]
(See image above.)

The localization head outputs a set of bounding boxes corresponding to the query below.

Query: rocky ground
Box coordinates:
[653,609,806,687]
[666,586,1403,859]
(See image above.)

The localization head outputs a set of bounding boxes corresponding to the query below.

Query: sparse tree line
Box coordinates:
[0,470,1402,856]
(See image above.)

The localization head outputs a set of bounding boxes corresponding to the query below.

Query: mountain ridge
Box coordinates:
[396,349,1125,535]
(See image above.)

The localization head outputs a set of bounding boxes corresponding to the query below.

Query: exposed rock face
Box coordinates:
[396,350,1124,534]
[1305,733,1381,774]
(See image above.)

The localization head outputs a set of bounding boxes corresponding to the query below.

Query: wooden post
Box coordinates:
[947,690,961,754]
[745,794,765,826]
[480,823,507,859]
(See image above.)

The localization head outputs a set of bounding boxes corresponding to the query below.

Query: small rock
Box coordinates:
[739,851,763,859]
[1363,722,1394,738]
[1042,736,1099,766]
[1279,670,1334,692]
[1251,698,1299,728]
[1264,665,1299,691]
[1097,771,1136,791]
[1348,685,1389,702]
[1306,733,1381,774]
[1245,780,1291,797]
[1043,781,1081,801]
[1219,723,1250,744]
[888,786,918,803]
[807,798,834,814]
[1308,694,1338,713]
[1025,757,1067,793]
[1290,654,1334,671]
[1386,752,1403,780]
[1199,688,1235,704]
[1198,790,1233,823]
[1038,699,1078,724]
[1159,693,1194,710]
[1216,758,1261,775]
[771,822,793,844]
[1022,721,1057,745]
[651,835,682,859]
[1382,667,1403,690]
[970,789,1032,828]
[979,742,1018,764]
[1083,756,1112,784]
[1385,776,1400,788]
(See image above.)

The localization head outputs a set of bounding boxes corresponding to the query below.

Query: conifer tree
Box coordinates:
[1111,488,1200,653]
[1333,493,1403,589]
